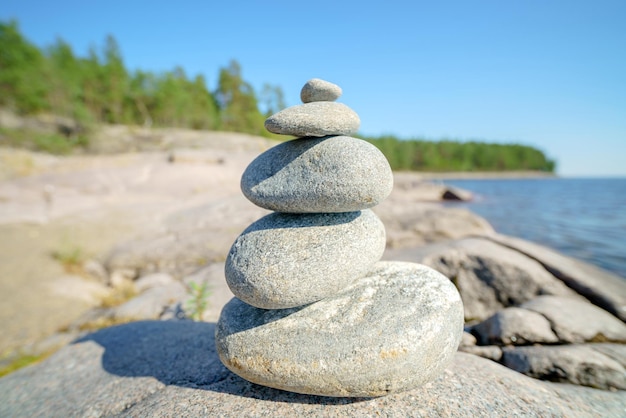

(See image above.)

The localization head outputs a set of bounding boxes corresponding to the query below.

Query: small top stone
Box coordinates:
[300,78,342,103]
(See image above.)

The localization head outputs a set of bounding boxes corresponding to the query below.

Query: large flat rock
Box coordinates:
[1,320,624,417]
[386,237,580,321]
[486,233,626,321]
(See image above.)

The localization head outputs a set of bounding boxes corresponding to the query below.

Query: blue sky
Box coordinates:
[2,1,625,176]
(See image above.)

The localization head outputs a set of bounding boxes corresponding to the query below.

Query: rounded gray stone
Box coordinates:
[300,78,342,103]
[502,345,626,390]
[216,261,464,397]
[472,307,559,346]
[265,102,360,137]
[241,136,393,213]
[225,210,386,309]
[521,295,626,343]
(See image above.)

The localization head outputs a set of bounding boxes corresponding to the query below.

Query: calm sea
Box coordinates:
[442,178,626,279]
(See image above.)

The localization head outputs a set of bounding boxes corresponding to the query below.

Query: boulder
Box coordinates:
[225,210,386,309]
[441,187,473,201]
[521,296,626,343]
[241,136,393,213]
[134,272,175,293]
[108,267,137,287]
[587,343,626,368]
[386,237,579,322]
[502,345,626,390]
[390,172,474,202]
[81,259,109,284]
[460,331,477,347]
[458,345,503,362]
[104,196,269,278]
[104,232,223,279]
[472,307,559,345]
[376,177,492,248]
[46,275,110,306]
[1,321,624,417]
[377,206,494,249]
[217,261,464,397]
[112,282,187,320]
[485,233,626,321]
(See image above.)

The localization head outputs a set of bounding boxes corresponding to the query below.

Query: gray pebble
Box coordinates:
[216,261,464,397]
[242,136,393,213]
[265,102,360,137]
[225,210,386,309]
[300,78,342,103]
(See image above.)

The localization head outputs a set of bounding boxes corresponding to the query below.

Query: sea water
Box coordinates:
[442,178,626,279]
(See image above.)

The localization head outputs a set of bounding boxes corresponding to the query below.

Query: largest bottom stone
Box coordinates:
[215,261,464,397]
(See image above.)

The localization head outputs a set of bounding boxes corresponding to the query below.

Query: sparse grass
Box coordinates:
[76,315,135,332]
[51,244,86,274]
[0,351,54,378]
[185,281,211,321]
[0,149,36,177]
[100,280,137,308]
[212,253,227,263]
[0,126,89,155]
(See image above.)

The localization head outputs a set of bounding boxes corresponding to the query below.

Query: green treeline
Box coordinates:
[0,20,283,136]
[363,136,556,172]
[1,20,555,171]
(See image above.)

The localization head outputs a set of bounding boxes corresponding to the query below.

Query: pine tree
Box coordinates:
[0,20,48,113]
[215,60,264,135]
[101,35,128,124]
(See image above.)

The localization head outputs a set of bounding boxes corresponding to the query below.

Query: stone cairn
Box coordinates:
[216,79,464,397]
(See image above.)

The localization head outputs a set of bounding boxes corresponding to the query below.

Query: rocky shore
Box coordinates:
[0,121,624,414]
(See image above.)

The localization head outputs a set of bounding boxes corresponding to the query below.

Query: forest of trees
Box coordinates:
[0,20,556,172]
[0,20,283,136]
[363,136,556,172]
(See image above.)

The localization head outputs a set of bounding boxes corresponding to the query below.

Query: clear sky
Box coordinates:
[2,1,625,176]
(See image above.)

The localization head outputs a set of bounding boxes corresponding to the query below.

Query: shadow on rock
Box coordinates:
[76,320,370,405]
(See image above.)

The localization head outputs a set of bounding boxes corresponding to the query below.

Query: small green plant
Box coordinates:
[51,244,85,274]
[185,281,211,321]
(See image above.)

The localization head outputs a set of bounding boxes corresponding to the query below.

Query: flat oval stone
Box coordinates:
[265,102,360,137]
[300,78,342,103]
[225,210,385,309]
[216,261,464,397]
[241,136,393,213]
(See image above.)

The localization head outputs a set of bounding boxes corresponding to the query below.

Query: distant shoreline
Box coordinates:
[402,171,557,180]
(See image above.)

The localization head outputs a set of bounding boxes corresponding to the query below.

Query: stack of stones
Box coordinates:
[215,79,463,397]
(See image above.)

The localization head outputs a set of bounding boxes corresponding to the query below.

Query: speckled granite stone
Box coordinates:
[300,78,342,103]
[265,102,360,137]
[241,135,393,213]
[216,261,464,397]
[225,210,386,309]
